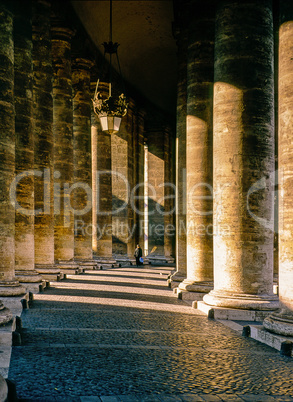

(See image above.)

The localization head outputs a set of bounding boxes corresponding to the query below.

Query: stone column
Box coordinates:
[147,125,166,261]
[264,1,293,335]
[164,126,175,263]
[14,0,42,292]
[72,58,96,270]
[126,100,137,265]
[112,98,136,264]
[33,0,61,281]
[52,26,79,274]
[169,28,187,288]
[91,82,115,266]
[202,0,278,313]
[111,105,129,258]
[136,109,147,257]
[178,10,214,301]
[0,1,25,301]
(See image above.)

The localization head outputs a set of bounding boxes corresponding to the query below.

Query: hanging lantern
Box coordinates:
[92,0,128,134]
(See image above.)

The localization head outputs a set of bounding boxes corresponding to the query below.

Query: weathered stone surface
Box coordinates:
[172,27,187,287]
[203,0,278,311]
[72,58,93,261]
[178,9,214,297]
[112,102,131,256]
[147,125,165,257]
[0,4,15,284]
[136,109,146,253]
[0,299,12,326]
[264,2,293,334]
[0,2,26,298]
[14,1,42,288]
[164,127,174,260]
[32,0,55,269]
[52,26,75,262]
[91,82,113,258]
[0,374,8,401]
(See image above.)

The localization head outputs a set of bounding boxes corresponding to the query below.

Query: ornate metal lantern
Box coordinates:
[92,0,128,134]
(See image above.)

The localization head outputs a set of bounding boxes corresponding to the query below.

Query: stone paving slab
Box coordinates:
[7,266,293,401]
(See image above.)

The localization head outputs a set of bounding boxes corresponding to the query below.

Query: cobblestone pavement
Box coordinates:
[8,265,293,401]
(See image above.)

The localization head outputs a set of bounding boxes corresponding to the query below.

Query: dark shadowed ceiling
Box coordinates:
[71,0,178,114]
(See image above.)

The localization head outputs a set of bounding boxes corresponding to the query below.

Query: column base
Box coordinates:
[14,271,46,293]
[0,281,26,297]
[176,280,213,302]
[203,289,279,311]
[196,300,276,321]
[93,256,118,269]
[167,272,186,289]
[1,292,29,316]
[148,255,175,264]
[35,264,64,281]
[0,301,12,326]
[178,279,213,293]
[15,270,43,283]
[74,260,98,271]
[15,270,46,293]
[55,260,82,275]
[0,375,8,401]
[263,310,293,337]
[113,254,134,266]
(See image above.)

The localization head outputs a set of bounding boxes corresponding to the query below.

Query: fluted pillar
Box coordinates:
[72,58,95,269]
[14,0,42,291]
[178,9,214,300]
[203,0,278,311]
[33,0,61,281]
[169,28,187,288]
[52,26,78,273]
[264,1,293,335]
[0,1,25,299]
[91,82,115,264]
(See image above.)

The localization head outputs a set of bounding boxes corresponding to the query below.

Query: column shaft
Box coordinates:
[52,27,75,264]
[178,9,214,298]
[136,109,146,255]
[264,1,293,335]
[14,0,42,290]
[171,27,187,287]
[147,126,165,259]
[126,100,136,263]
[0,2,25,296]
[164,127,175,262]
[204,0,278,310]
[112,98,136,264]
[91,82,113,262]
[33,0,60,280]
[72,58,93,263]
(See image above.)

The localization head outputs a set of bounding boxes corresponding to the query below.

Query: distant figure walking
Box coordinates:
[134,244,143,267]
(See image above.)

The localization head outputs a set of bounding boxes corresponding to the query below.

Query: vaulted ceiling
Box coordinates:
[71,0,178,115]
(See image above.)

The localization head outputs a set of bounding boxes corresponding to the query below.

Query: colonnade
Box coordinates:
[2,0,293,341]
[0,0,175,325]
[171,0,293,337]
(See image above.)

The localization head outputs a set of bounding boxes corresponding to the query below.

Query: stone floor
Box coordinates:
[8,265,293,401]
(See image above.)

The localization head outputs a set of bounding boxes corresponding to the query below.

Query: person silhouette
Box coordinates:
[134,244,143,267]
